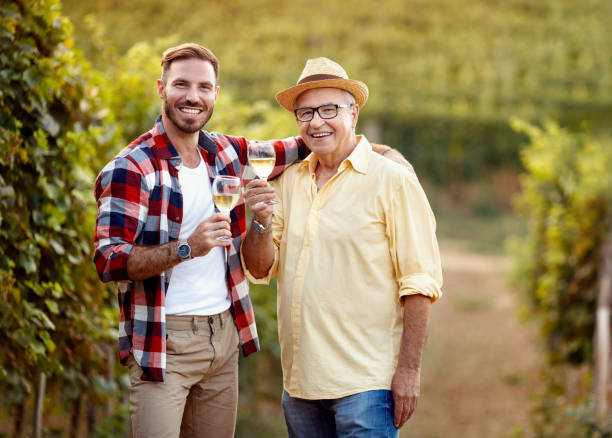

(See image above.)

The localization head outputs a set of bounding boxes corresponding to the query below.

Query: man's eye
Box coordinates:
[320,106,336,116]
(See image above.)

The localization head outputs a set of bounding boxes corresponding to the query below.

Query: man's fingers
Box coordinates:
[408,396,418,419]
[245,179,270,190]
[393,394,405,429]
[245,190,276,206]
[211,229,232,245]
[207,212,232,225]
[248,193,276,205]
[394,400,408,429]
[206,214,231,228]
[395,396,418,429]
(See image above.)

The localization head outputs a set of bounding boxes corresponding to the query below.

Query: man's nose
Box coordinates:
[310,110,326,127]
[185,86,199,103]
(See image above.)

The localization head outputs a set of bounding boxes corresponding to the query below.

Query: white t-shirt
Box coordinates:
[165,158,230,315]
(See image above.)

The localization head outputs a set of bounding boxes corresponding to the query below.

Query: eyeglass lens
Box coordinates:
[295,104,340,122]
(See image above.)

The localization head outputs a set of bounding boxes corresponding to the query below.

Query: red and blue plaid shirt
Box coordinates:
[94,116,307,381]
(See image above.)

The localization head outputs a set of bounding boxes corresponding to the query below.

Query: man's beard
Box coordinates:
[162,98,214,134]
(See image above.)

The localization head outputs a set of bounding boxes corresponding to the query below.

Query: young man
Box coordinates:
[242,58,443,437]
[94,45,402,438]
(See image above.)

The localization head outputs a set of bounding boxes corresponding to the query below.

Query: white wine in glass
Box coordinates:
[248,141,276,181]
[212,175,241,241]
[213,193,239,212]
[248,141,278,204]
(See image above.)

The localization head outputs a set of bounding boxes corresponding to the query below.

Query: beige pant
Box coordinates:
[127,309,239,438]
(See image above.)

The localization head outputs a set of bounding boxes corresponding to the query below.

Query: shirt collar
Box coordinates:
[150,115,219,162]
[299,135,371,175]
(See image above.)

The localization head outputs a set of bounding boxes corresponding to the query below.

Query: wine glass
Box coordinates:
[212,175,241,241]
[248,141,278,205]
[248,141,276,181]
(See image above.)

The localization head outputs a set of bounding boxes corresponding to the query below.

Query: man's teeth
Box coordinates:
[180,108,201,114]
[312,132,331,138]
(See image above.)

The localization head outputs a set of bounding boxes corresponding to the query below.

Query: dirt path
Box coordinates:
[401,240,545,438]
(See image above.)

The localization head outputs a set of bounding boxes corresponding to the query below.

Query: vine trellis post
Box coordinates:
[594,239,612,420]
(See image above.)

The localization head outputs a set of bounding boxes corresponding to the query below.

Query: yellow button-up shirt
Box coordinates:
[243,136,443,399]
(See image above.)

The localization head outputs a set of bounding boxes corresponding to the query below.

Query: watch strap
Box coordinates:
[252,214,273,233]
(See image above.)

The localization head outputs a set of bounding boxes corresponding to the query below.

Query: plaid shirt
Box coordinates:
[94,116,307,381]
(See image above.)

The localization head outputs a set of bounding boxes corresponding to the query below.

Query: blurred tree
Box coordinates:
[509,119,612,435]
[0,0,124,435]
[61,0,612,184]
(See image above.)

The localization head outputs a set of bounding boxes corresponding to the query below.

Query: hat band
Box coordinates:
[298,74,343,84]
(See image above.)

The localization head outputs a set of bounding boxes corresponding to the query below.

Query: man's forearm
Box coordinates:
[242,218,275,279]
[390,293,432,427]
[127,241,182,281]
[397,294,432,372]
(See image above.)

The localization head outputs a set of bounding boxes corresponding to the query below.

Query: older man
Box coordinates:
[242,57,443,437]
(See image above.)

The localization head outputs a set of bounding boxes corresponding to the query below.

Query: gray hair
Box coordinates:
[345,91,356,105]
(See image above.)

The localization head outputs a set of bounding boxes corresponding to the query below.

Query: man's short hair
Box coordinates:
[345,91,356,105]
[161,43,219,83]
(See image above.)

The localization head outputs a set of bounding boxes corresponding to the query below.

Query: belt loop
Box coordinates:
[193,316,199,333]
[208,316,215,335]
[220,311,224,328]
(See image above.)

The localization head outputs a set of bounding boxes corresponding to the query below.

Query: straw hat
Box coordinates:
[275,57,369,111]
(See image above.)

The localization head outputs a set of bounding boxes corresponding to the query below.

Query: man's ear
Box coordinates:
[351,104,360,129]
[156,79,165,99]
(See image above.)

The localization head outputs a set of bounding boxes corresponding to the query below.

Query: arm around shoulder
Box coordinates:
[371,142,414,172]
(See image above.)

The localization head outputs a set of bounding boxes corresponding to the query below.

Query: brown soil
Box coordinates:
[401,240,545,438]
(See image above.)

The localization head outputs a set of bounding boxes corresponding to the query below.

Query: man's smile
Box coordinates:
[179,107,203,115]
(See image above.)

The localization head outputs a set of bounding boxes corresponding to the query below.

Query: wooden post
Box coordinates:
[595,239,612,419]
[69,396,81,438]
[33,372,46,438]
[12,401,24,438]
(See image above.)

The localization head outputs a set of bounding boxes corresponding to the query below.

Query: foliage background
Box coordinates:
[1,0,611,436]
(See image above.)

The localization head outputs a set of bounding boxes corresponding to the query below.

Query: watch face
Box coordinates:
[177,243,190,259]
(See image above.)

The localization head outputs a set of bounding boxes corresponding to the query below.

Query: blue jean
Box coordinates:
[282,389,399,438]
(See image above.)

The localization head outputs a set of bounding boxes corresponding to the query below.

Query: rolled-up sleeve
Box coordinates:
[93,157,149,283]
[386,173,443,302]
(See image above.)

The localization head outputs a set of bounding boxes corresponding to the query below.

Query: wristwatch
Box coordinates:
[177,239,192,260]
[252,215,273,233]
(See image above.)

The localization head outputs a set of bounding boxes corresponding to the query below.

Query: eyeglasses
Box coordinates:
[294,104,353,122]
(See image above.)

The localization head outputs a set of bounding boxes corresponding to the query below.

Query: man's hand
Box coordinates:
[370,143,416,175]
[244,179,275,225]
[126,213,230,280]
[188,213,232,256]
[384,149,414,172]
[391,367,421,429]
